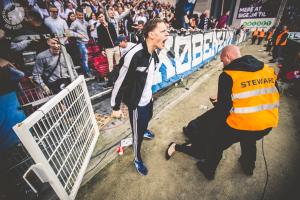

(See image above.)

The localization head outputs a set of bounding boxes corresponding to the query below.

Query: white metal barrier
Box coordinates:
[13,75,100,200]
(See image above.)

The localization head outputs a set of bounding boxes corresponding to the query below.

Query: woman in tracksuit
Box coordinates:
[110,18,169,176]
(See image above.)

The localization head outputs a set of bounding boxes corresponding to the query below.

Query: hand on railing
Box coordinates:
[42,85,51,96]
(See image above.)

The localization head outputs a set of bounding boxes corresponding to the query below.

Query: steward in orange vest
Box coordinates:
[257,29,265,45]
[258,30,265,38]
[196,46,279,180]
[275,29,288,46]
[270,25,289,63]
[267,29,274,41]
[251,28,259,44]
[225,64,279,131]
[252,29,259,36]
[265,27,275,51]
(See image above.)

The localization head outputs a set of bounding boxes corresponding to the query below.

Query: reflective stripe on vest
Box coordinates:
[276,30,288,46]
[224,65,279,131]
[232,86,278,100]
[230,101,279,114]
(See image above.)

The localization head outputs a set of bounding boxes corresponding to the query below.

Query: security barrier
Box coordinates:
[13,76,100,200]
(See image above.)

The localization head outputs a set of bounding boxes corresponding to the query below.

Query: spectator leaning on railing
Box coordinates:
[33,36,78,94]
[216,10,230,29]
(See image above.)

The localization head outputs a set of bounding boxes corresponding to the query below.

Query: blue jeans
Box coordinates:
[77,43,90,74]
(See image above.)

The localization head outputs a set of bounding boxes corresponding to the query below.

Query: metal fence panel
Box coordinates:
[13,76,100,200]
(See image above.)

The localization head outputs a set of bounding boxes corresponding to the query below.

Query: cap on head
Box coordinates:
[115,35,128,45]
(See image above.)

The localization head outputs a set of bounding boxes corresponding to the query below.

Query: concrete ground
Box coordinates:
[76,42,300,200]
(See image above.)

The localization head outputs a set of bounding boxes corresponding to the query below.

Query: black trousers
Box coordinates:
[177,108,220,160]
[272,45,285,61]
[128,101,153,161]
[257,37,264,45]
[205,125,271,173]
[252,36,257,44]
[180,108,271,173]
[175,143,205,160]
[266,40,273,51]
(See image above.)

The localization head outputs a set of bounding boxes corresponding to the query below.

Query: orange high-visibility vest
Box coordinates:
[252,30,259,36]
[275,30,288,46]
[224,65,279,131]
[267,30,274,40]
[258,31,265,38]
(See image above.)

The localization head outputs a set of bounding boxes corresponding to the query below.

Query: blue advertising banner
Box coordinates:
[152,30,248,93]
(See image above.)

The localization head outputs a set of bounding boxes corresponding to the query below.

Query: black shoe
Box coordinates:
[196,160,215,180]
[238,157,254,176]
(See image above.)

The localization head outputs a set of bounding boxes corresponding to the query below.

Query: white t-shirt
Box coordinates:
[120,42,136,57]
[138,56,155,106]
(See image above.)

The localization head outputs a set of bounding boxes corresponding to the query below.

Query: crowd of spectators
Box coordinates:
[0,0,234,90]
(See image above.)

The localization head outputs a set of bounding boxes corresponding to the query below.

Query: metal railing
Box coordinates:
[13,75,100,200]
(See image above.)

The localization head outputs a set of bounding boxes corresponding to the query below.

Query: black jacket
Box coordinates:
[198,14,209,30]
[111,42,159,110]
[215,55,264,121]
[97,22,118,49]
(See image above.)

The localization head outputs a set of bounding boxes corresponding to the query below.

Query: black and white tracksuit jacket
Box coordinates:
[111,42,159,110]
